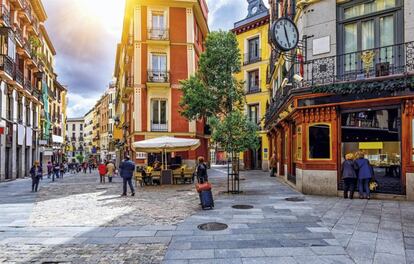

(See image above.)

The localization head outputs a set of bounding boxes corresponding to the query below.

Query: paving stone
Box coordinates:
[373,253,406,264]
[240,256,298,264]
[310,246,347,255]
[164,249,215,260]
[262,247,314,257]
[129,236,172,244]
[115,230,157,237]
[214,248,266,258]
[375,238,405,255]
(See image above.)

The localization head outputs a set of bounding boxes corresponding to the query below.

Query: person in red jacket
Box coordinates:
[98,160,107,183]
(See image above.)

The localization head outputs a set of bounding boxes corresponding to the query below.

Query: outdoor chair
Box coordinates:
[151,170,161,185]
[173,168,184,184]
[135,171,144,187]
[183,167,195,183]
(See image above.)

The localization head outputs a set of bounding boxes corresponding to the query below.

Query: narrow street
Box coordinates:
[0,168,413,263]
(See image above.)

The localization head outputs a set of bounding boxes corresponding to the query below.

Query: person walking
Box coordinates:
[98,161,107,183]
[59,162,65,179]
[30,161,42,192]
[355,151,374,199]
[341,153,358,199]
[47,161,53,179]
[106,160,115,183]
[119,155,135,196]
[269,153,277,177]
[89,161,93,174]
[53,162,60,179]
[196,156,208,183]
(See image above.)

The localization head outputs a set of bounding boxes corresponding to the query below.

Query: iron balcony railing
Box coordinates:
[302,42,414,87]
[0,5,10,26]
[151,122,168,132]
[23,41,32,56]
[14,28,24,46]
[14,68,23,86]
[243,49,262,65]
[265,41,414,123]
[147,70,170,83]
[24,78,32,92]
[0,55,14,77]
[23,1,32,22]
[147,28,169,40]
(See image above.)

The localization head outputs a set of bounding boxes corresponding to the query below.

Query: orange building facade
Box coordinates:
[114,0,209,166]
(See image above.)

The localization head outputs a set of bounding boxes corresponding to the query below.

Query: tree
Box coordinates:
[180,30,259,159]
[75,154,84,164]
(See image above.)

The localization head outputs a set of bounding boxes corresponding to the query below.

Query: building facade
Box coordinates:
[114,0,210,166]
[66,117,85,161]
[0,0,64,180]
[83,108,94,157]
[233,0,271,171]
[266,0,414,199]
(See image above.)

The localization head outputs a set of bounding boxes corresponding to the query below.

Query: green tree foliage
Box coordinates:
[180,31,259,153]
[76,154,84,163]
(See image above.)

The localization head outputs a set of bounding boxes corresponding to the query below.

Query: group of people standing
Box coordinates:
[97,159,117,183]
[342,151,374,199]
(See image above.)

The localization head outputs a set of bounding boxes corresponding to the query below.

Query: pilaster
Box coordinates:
[11,90,17,179]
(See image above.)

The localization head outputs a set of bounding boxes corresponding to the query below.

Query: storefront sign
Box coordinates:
[359,142,383,150]
[136,152,147,159]
[39,140,48,146]
[0,127,4,135]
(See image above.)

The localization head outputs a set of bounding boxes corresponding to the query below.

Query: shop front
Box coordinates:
[268,96,414,199]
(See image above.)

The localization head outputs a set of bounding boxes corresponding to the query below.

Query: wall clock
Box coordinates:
[270,17,299,52]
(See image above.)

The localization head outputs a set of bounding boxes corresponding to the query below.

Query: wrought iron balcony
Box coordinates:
[14,28,24,46]
[265,42,414,124]
[243,50,262,66]
[0,5,10,26]
[147,28,169,40]
[0,55,14,77]
[23,1,32,22]
[151,122,168,132]
[302,42,414,87]
[14,68,23,86]
[24,78,32,92]
[23,41,32,56]
[147,70,170,83]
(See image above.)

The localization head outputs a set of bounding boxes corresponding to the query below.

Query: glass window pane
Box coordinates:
[160,101,167,124]
[344,0,395,19]
[152,100,159,124]
[380,15,394,63]
[362,20,375,50]
[308,124,331,159]
[344,23,358,71]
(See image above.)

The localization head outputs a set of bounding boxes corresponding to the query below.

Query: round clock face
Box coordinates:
[272,18,299,52]
[251,6,258,14]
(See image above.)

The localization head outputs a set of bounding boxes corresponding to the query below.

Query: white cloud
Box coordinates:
[66,93,100,118]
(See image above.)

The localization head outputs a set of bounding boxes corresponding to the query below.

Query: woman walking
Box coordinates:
[355,151,374,199]
[341,153,358,199]
[196,156,208,183]
[47,161,53,179]
[30,161,42,192]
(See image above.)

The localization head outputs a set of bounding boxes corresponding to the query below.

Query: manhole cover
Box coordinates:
[197,222,228,231]
[285,197,305,202]
[232,204,254,209]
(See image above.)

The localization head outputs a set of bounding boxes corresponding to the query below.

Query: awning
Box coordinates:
[132,136,200,153]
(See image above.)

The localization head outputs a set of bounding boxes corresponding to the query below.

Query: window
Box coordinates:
[248,37,260,62]
[339,0,402,73]
[151,12,166,39]
[248,70,260,92]
[150,53,167,82]
[248,104,259,126]
[72,124,76,131]
[308,124,331,159]
[151,99,167,131]
[297,126,302,160]
[80,124,83,131]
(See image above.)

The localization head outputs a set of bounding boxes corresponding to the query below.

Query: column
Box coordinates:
[11,90,17,179]
[18,96,26,178]
[0,82,6,181]
[27,101,33,170]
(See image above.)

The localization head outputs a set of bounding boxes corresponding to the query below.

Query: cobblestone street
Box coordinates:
[1,168,414,263]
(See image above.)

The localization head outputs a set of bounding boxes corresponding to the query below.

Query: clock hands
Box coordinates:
[283,25,290,47]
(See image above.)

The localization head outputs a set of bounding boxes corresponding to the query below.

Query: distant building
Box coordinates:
[66,118,85,161]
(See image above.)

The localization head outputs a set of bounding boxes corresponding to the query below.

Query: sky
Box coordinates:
[43,0,262,118]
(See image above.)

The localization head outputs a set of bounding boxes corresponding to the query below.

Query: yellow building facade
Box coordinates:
[233,0,271,170]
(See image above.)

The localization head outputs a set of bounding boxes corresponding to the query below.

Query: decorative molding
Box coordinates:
[302,106,336,124]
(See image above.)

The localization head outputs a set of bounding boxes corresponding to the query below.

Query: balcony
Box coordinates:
[151,122,168,132]
[24,77,32,92]
[147,70,170,83]
[0,5,10,26]
[22,1,32,22]
[14,68,23,87]
[265,42,414,123]
[243,50,262,66]
[23,40,32,57]
[14,28,24,47]
[0,55,14,78]
[147,28,169,41]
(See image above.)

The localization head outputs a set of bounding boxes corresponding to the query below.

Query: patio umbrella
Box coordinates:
[132,136,200,169]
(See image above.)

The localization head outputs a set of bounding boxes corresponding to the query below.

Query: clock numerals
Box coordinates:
[272,18,299,51]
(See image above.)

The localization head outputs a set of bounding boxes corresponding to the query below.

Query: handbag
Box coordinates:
[369,179,378,192]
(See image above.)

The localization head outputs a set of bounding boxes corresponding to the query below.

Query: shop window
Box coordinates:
[308,124,331,159]
[297,126,302,160]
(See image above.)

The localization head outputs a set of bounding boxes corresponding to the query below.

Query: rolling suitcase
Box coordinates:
[200,190,214,210]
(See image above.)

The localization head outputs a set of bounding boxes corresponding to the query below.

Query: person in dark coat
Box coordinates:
[30,161,42,192]
[342,153,358,199]
[196,156,208,183]
[119,155,135,196]
[355,151,374,199]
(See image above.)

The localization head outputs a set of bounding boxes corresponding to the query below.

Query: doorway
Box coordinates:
[340,106,402,194]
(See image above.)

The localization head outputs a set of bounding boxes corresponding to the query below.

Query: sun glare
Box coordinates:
[75,0,125,30]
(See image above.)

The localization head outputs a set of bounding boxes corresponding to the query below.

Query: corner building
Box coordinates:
[266,0,414,199]
[115,0,210,166]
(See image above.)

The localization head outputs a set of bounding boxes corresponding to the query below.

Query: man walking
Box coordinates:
[119,155,135,196]
[98,161,107,184]
[106,160,115,183]
[269,153,277,177]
